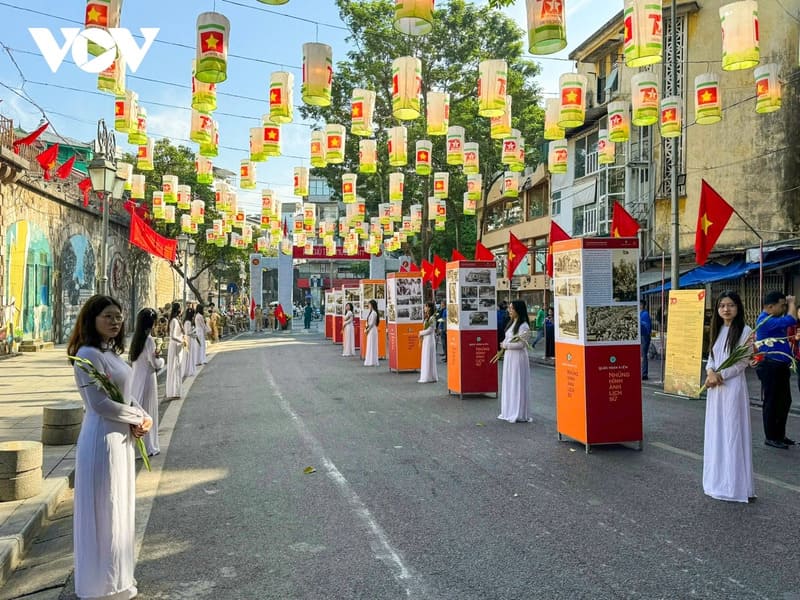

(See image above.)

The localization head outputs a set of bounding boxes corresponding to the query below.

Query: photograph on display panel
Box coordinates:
[553,250,582,277]
[458,267,497,330]
[586,305,639,343]
[612,249,638,302]
[362,284,374,301]
[556,296,581,342]
[325,293,335,315]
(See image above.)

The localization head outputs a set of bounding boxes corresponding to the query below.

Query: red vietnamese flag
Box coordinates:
[78,177,92,207]
[507,232,528,278]
[12,122,48,154]
[546,221,572,277]
[421,259,434,283]
[85,2,109,26]
[451,249,466,262]
[408,262,420,273]
[250,298,256,320]
[610,202,640,238]
[200,31,224,53]
[270,88,281,107]
[36,144,59,180]
[128,211,177,261]
[695,179,734,266]
[55,155,76,180]
[274,304,288,326]
[697,85,718,106]
[432,255,447,289]
[351,102,362,118]
[434,179,444,192]
[474,241,495,262]
[561,86,582,106]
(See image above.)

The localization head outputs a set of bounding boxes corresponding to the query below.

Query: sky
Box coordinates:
[0,0,619,215]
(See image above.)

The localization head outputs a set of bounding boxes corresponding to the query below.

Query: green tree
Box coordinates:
[123,139,250,302]
[300,0,543,263]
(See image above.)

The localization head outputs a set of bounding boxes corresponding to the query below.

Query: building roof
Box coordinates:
[13,124,93,149]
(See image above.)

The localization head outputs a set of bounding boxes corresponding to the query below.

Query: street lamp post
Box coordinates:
[176,234,196,308]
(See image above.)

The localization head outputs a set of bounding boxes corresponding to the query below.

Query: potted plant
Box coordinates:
[12,328,23,353]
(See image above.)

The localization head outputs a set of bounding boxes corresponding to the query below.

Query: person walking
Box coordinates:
[755,291,797,449]
[364,299,380,367]
[498,300,533,423]
[166,302,184,399]
[67,295,152,600]
[342,302,355,357]
[640,299,652,380]
[544,307,555,359]
[418,302,438,383]
[129,307,165,457]
[438,299,448,362]
[195,304,210,365]
[531,305,545,349]
[702,291,755,503]
[304,300,313,330]
[182,306,198,378]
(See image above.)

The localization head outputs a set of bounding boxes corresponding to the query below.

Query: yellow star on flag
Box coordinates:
[757,82,767,95]
[612,227,620,238]
[270,90,278,102]
[700,212,713,235]
[434,268,440,278]
[352,105,361,117]
[87,6,102,23]
[701,90,713,103]
[566,90,578,102]
[268,130,278,140]
[508,249,515,262]
[205,34,219,50]
[329,137,340,147]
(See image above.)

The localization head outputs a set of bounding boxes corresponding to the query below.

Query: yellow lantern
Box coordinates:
[433,172,449,199]
[192,59,217,114]
[163,205,175,224]
[695,73,722,125]
[388,126,408,167]
[491,95,512,140]
[659,96,681,138]
[467,173,482,201]
[199,119,219,157]
[213,219,223,236]
[162,175,178,204]
[261,189,275,216]
[754,63,781,113]
[250,126,267,162]
[98,55,125,96]
[463,142,480,175]
[446,126,465,166]
[511,138,525,173]
[623,0,663,68]
[85,0,121,56]
[114,90,137,134]
[720,1,759,71]
[240,160,257,190]
[310,130,327,168]
[181,214,194,234]
[131,174,145,199]
[598,130,616,165]
[136,138,154,171]
[342,173,357,204]
[269,71,293,123]
[436,199,447,226]
[294,166,309,196]
[359,139,377,174]
[325,123,346,164]
[426,91,450,136]
[351,88,376,136]
[196,156,213,184]
[427,196,438,220]
[416,140,432,175]
[127,106,147,146]
[548,140,568,174]
[191,199,205,224]
[477,59,508,117]
[258,0,288,5]
[196,12,230,84]
[463,192,477,216]
[302,42,333,107]
[544,97,565,140]
[501,129,520,166]
[177,184,192,210]
[558,73,587,128]
[152,192,165,219]
[631,72,659,126]
[393,0,433,35]
[608,101,630,142]
[116,161,132,191]
[503,172,519,198]
[392,57,422,120]
[378,203,391,226]
[191,110,213,145]
[526,0,567,55]
[390,200,402,223]
[262,116,281,157]
[389,172,404,202]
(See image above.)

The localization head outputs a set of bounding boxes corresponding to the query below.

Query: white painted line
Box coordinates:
[265,366,427,599]
[650,441,800,493]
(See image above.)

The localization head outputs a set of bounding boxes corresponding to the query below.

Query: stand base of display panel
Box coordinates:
[557,431,644,454]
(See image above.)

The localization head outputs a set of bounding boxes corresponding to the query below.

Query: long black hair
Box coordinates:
[129,308,157,363]
[709,290,745,359]
[369,299,380,326]
[509,299,530,335]
[67,295,125,359]
[169,302,181,321]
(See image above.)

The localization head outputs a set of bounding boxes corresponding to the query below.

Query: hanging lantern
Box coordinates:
[427,196,438,220]
[199,119,219,157]
[113,162,131,193]
[548,140,568,174]
[526,0,567,55]
[191,199,205,224]
[720,1,759,72]
[389,172,405,202]
[196,156,214,184]
[463,192,477,216]
[598,130,616,165]
[660,96,682,138]
[191,110,214,145]
[250,126,267,162]
[463,142,480,175]
[114,90,137,133]
[467,173,482,201]
[695,73,722,125]
[393,0,434,35]
[177,185,192,210]
[446,126,465,165]
[325,123,346,164]
[351,88,376,136]
[359,139,377,174]
[302,42,333,107]
[477,59,507,118]
[310,130,327,168]
[392,57,422,120]
[294,166,309,196]
[85,0,121,56]
[98,55,125,95]
[607,101,631,142]
[511,138,525,173]
[754,63,781,113]
[162,175,178,204]
[152,192,165,219]
[558,73,587,128]
[544,97,565,140]
[426,91,450,136]
[131,174,145,199]
[435,199,447,227]
[240,159,257,190]
[416,140,432,175]
[631,72,659,126]
[127,106,147,146]
[196,12,230,84]
[258,0,289,5]
[181,214,195,234]
[623,0,663,68]
[503,172,519,198]
[136,138,154,171]
[387,125,408,167]
[342,173,357,204]
[433,172,449,199]
[269,71,293,123]
[501,129,520,166]
[261,189,276,216]
[262,116,281,157]
[390,200,402,223]
[163,204,175,224]
[491,95,512,140]
[192,59,217,114]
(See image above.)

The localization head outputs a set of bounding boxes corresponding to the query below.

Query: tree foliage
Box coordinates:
[300,0,543,263]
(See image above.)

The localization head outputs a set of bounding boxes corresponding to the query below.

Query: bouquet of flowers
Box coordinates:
[490,330,532,364]
[69,355,151,471]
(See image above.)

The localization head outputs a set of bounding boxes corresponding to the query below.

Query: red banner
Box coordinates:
[129,212,177,261]
[291,245,374,260]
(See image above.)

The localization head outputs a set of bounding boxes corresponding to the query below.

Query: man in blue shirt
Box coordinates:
[437,299,447,362]
[640,299,652,380]
[755,291,797,449]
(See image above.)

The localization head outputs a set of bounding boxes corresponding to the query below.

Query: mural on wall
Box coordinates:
[4,221,53,341]
[60,234,96,342]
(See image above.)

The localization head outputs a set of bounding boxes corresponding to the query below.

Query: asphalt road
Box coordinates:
[127,330,800,600]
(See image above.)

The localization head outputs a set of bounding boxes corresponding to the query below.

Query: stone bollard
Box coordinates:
[42,403,84,446]
[0,441,43,501]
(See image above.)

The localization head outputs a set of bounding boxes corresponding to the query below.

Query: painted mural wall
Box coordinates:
[60,234,96,342]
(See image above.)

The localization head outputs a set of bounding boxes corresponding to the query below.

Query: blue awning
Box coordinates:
[642,249,800,294]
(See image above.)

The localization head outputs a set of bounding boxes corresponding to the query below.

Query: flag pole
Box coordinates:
[728,207,763,304]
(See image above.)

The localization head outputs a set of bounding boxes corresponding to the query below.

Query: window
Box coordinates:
[485,197,523,232]
[573,131,599,180]
[573,204,597,237]
[533,237,547,274]
[551,190,562,216]
[494,250,529,277]
[527,185,548,220]
[308,177,331,198]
